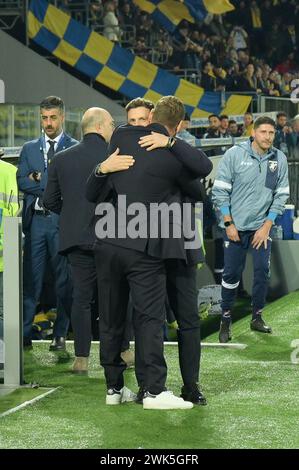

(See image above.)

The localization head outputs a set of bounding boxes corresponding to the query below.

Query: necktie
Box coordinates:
[47,140,56,164]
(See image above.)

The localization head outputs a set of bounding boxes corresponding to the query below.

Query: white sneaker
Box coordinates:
[143,391,194,410]
[106,386,137,405]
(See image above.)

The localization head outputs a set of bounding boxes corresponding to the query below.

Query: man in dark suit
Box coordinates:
[43,107,134,374]
[86,96,212,409]
[17,96,78,350]
[126,98,208,405]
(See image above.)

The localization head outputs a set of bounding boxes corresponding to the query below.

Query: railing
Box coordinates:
[0,0,23,10]
[0,0,23,30]
[259,96,299,118]
[91,24,136,46]
[175,69,200,84]
[190,111,277,129]
[52,0,89,24]
[0,104,126,147]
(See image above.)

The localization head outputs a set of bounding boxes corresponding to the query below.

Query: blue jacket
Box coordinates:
[17,133,78,229]
[212,140,290,231]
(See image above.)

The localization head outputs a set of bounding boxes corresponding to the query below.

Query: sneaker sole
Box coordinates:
[143,402,193,410]
[106,397,121,405]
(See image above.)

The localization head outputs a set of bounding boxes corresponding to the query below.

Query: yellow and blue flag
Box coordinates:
[133,0,235,32]
[28,0,250,118]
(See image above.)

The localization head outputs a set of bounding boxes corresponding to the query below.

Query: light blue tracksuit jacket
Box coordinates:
[211,140,290,231]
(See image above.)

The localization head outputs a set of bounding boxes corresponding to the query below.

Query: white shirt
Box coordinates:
[35,131,64,210]
[45,130,64,153]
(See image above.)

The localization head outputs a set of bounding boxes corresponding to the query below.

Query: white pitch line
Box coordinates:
[0,387,60,419]
[219,360,293,365]
[34,340,247,349]
[164,342,248,349]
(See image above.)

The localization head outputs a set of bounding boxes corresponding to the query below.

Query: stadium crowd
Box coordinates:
[56,0,299,95]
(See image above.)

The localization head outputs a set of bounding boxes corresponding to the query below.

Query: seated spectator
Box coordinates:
[219,115,230,137]
[227,47,239,66]
[228,119,241,137]
[275,53,298,75]
[89,0,103,31]
[280,72,294,96]
[289,115,299,153]
[229,26,248,51]
[214,65,227,91]
[119,2,135,27]
[136,11,154,44]
[237,48,250,72]
[203,115,222,139]
[241,112,254,137]
[200,61,215,91]
[132,36,150,61]
[238,63,259,92]
[255,66,268,95]
[274,111,293,156]
[267,70,282,96]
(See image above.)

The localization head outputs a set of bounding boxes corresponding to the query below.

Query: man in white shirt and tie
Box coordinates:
[17,96,78,350]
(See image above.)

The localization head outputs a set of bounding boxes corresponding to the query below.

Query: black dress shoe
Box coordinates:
[23,337,33,350]
[219,320,232,343]
[49,336,66,351]
[135,387,146,405]
[181,385,207,406]
[250,317,272,333]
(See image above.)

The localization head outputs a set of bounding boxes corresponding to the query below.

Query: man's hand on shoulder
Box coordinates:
[138,132,170,151]
[97,148,135,174]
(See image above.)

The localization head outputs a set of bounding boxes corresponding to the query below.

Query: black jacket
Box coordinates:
[86,123,212,264]
[43,133,108,254]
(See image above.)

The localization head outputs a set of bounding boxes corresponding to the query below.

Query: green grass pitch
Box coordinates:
[1,291,299,449]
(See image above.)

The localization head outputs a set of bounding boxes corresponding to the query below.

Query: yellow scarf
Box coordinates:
[251,6,262,28]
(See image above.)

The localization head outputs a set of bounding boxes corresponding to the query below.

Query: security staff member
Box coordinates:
[0,149,19,339]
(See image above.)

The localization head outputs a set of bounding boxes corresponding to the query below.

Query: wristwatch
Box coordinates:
[224,220,234,227]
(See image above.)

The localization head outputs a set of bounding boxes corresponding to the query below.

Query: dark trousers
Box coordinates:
[23,214,70,339]
[94,242,167,395]
[135,260,201,389]
[221,230,272,312]
[68,248,97,357]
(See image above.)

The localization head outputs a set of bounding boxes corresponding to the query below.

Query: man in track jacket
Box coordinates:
[212,116,289,343]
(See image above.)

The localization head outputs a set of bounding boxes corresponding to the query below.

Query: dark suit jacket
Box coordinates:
[17,133,78,230]
[86,123,212,264]
[43,133,108,254]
